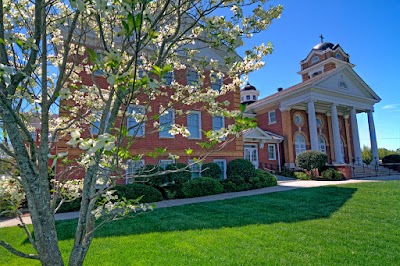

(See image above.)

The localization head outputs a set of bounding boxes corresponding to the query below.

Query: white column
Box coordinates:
[331,103,344,163]
[350,107,362,164]
[307,100,319,151]
[367,110,379,165]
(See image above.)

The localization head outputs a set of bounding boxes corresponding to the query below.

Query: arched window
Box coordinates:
[318,135,327,153]
[312,56,319,63]
[295,134,306,157]
[336,53,342,59]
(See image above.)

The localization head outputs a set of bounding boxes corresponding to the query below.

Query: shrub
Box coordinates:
[253,169,278,187]
[181,177,224,198]
[166,163,191,183]
[201,163,222,179]
[293,171,310,180]
[223,174,250,192]
[382,154,400,164]
[321,168,343,180]
[57,198,81,213]
[137,164,169,187]
[227,159,256,181]
[114,183,163,203]
[296,150,328,172]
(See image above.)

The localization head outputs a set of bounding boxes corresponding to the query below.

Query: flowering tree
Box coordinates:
[0,0,282,265]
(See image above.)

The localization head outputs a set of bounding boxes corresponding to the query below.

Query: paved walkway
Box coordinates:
[1,175,399,228]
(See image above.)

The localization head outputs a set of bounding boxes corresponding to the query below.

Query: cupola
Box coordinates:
[298,36,354,81]
[240,82,260,105]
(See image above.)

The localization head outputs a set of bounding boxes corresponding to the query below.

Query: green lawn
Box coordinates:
[1,181,400,265]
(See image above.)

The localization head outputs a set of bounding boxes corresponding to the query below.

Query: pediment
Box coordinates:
[312,66,381,102]
[243,127,283,142]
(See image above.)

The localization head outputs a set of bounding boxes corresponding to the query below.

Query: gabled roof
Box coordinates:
[301,43,349,63]
[247,65,381,112]
[243,127,283,143]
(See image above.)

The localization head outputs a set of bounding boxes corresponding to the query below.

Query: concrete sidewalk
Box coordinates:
[1,174,399,228]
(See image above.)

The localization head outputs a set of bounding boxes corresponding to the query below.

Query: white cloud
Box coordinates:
[382,104,400,110]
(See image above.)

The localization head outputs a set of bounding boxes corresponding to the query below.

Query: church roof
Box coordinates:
[247,68,336,109]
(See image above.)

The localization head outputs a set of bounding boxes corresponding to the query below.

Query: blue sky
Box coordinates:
[239,0,400,150]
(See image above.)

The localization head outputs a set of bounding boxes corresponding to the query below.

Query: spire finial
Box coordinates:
[319,34,324,43]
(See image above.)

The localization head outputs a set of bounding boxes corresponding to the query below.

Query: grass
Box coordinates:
[1,181,400,265]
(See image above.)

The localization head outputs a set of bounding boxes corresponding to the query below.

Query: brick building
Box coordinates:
[242,41,381,176]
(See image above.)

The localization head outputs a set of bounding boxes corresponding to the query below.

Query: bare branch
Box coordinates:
[0,241,39,260]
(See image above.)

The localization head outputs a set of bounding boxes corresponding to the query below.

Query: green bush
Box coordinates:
[321,168,344,180]
[114,183,163,203]
[57,198,81,213]
[201,163,222,179]
[293,171,310,180]
[382,154,400,164]
[223,174,250,192]
[181,177,224,198]
[137,164,169,187]
[296,150,328,172]
[227,159,256,181]
[252,169,278,187]
[166,163,191,183]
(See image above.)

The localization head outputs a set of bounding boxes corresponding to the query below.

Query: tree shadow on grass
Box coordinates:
[55,186,357,241]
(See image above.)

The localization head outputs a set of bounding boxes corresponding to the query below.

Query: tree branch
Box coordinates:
[0,241,39,260]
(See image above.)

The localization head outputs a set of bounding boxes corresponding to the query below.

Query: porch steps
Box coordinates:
[351,165,396,178]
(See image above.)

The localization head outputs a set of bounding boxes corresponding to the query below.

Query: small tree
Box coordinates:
[296,150,328,177]
[361,146,372,165]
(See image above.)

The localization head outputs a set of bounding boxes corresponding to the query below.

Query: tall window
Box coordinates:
[164,71,174,85]
[268,144,276,160]
[126,160,145,184]
[159,109,174,138]
[187,70,198,86]
[213,159,227,179]
[127,105,145,137]
[212,116,225,140]
[211,73,222,91]
[188,111,201,139]
[318,135,327,153]
[268,110,276,124]
[188,159,201,179]
[295,134,306,157]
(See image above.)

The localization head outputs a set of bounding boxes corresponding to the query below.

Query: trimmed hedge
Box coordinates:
[57,198,81,213]
[181,177,224,198]
[382,154,400,164]
[201,163,222,179]
[321,168,344,180]
[114,183,163,203]
[296,150,328,171]
[293,171,311,180]
[166,163,191,183]
[227,159,256,181]
[252,169,278,187]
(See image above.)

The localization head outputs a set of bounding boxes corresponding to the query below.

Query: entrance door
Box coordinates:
[244,144,259,169]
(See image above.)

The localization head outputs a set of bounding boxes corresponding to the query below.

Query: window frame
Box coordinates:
[159,108,175,138]
[268,110,277,124]
[159,159,174,170]
[295,134,307,157]
[188,159,202,179]
[268,144,276,160]
[212,116,225,140]
[318,135,327,153]
[127,105,145,137]
[187,111,202,139]
[91,111,110,135]
[213,159,227,179]
[311,56,319,63]
[125,159,145,184]
[211,73,222,91]
[164,71,174,86]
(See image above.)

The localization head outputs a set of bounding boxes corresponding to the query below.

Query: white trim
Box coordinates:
[212,116,225,140]
[188,111,202,139]
[267,144,276,160]
[188,159,202,179]
[213,159,227,179]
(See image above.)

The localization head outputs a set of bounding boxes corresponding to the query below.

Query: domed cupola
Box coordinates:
[298,36,353,82]
[241,82,260,105]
